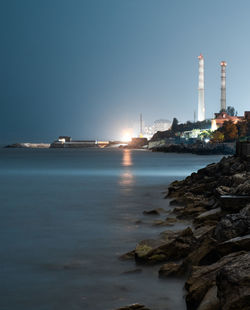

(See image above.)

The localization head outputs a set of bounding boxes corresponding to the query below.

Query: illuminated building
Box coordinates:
[211,111,250,131]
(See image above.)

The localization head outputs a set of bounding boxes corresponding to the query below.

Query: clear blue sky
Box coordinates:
[1,0,250,142]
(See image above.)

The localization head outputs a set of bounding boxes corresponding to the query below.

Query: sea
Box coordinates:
[0,148,223,310]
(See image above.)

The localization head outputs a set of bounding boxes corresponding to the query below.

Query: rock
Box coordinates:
[197,286,220,310]
[214,213,250,242]
[217,234,250,256]
[169,199,184,206]
[235,179,250,195]
[177,205,207,219]
[135,239,166,260]
[119,250,135,260]
[220,195,250,213]
[158,262,182,277]
[114,304,151,310]
[121,269,142,275]
[153,217,179,226]
[164,217,178,225]
[135,227,196,264]
[185,251,246,310]
[231,173,248,187]
[240,204,250,216]
[193,225,216,241]
[215,186,232,197]
[143,208,165,215]
[194,208,222,225]
[180,236,219,274]
[216,252,250,310]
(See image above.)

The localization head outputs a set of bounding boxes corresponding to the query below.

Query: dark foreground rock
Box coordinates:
[185,251,247,310]
[216,252,250,310]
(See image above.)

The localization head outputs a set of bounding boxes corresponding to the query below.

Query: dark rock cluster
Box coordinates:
[151,143,235,155]
[118,155,250,310]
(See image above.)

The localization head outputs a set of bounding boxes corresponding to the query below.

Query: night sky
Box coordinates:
[1,0,250,143]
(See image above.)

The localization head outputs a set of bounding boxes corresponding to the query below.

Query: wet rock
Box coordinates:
[217,234,250,256]
[231,173,248,187]
[158,262,182,277]
[193,225,216,241]
[114,304,151,310]
[177,205,207,219]
[153,217,179,226]
[164,217,178,225]
[215,186,232,197]
[220,195,250,213]
[240,204,250,216]
[181,236,219,273]
[216,252,250,310]
[119,250,135,260]
[197,286,220,310]
[135,227,196,264]
[214,213,250,242]
[235,179,250,195]
[185,251,246,310]
[135,239,166,260]
[169,198,184,206]
[194,208,222,225]
[143,208,166,215]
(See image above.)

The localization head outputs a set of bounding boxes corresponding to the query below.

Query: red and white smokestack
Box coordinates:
[198,54,205,121]
[220,61,227,111]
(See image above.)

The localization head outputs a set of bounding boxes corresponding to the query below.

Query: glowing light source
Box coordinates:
[121,130,132,142]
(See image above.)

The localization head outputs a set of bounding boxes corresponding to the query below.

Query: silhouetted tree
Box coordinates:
[219,120,238,141]
[171,118,179,132]
[226,106,236,116]
[237,121,247,138]
[211,131,224,143]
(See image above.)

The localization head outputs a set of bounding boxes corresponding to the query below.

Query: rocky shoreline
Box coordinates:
[151,142,235,155]
[117,154,250,310]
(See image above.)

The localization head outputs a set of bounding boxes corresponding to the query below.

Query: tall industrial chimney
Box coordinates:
[220,61,227,111]
[140,113,143,137]
[198,54,205,121]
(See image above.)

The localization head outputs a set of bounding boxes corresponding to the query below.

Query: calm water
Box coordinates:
[0,148,223,310]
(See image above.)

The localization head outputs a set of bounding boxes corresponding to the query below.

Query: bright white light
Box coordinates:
[204,138,210,143]
[121,130,132,142]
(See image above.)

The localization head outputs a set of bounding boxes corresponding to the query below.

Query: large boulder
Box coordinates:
[214,213,250,242]
[197,286,220,310]
[194,208,222,226]
[135,227,196,264]
[158,262,182,277]
[216,252,250,310]
[185,251,246,310]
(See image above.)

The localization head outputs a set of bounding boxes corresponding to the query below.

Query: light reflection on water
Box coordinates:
[122,149,132,167]
[119,150,135,190]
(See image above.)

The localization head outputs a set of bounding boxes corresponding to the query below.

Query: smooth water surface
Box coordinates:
[0,148,223,310]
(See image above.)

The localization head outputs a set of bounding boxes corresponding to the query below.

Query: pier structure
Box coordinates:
[198,54,205,121]
[220,61,227,111]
